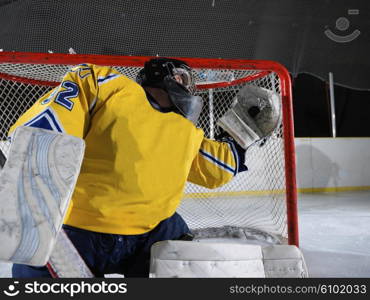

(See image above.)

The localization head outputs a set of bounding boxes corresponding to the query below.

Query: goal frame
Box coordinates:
[0,51,299,246]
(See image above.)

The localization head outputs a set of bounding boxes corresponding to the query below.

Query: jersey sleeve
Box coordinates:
[8,64,122,138]
[187,137,248,189]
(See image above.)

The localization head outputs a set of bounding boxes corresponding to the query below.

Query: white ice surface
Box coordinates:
[1,190,370,278]
[298,191,370,277]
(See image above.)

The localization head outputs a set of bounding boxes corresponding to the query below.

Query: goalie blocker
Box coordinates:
[0,126,85,266]
[217,85,282,149]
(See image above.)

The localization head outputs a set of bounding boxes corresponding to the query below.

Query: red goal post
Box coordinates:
[0,52,298,246]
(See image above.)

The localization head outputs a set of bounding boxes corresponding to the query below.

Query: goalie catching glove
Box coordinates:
[217,85,282,149]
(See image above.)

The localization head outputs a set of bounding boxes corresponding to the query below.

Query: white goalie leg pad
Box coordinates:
[149,241,308,278]
[217,85,282,149]
[262,245,309,278]
[48,229,93,277]
[0,126,85,266]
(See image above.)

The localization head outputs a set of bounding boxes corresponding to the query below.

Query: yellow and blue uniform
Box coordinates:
[10,64,242,236]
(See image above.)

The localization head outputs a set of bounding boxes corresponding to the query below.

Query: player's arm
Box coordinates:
[188,84,282,189]
[187,137,247,189]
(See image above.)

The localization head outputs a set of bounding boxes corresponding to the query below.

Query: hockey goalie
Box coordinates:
[0,58,307,278]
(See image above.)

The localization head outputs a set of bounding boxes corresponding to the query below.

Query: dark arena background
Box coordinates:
[0,0,369,137]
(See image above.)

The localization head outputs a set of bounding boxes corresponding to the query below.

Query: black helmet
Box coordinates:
[137,57,202,125]
[136,57,194,93]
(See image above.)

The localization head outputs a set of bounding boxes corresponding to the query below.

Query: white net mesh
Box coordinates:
[0,58,293,244]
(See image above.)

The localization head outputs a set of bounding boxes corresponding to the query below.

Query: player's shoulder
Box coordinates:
[70,63,121,77]
[74,63,141,87]
[77,63,120,76]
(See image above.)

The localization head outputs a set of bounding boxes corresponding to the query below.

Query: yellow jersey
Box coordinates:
[10,64,239,235]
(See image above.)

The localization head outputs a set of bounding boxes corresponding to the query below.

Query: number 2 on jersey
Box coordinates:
[55,81,79,110]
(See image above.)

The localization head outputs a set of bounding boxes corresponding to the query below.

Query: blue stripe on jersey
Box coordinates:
[226,141,239,175]
[97,74,120,85]
[24,108,64,133]
[199,149,235,175]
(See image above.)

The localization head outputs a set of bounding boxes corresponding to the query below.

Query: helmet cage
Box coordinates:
[163,62,195,94]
